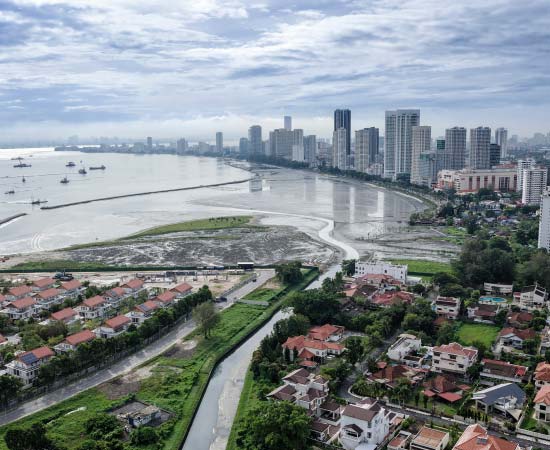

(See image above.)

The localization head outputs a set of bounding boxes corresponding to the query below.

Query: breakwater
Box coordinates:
[40,178,252,210]
[0,213,27,226]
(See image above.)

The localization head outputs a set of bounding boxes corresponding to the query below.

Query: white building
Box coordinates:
[1,297,38,320]
[6,346,55,386]
[522,167,548,205]
[76,295,109,320]
[292,144,304,162]
[410,426,449,450]
[432,342,478,375]
[387,333,421,362]
[95,315,132,339]
[410,126,431,185]
[215,131,223,153]
[436,167,517,193]
[332,127,348,170]
[355,127,379,173]
[340,399,392,450]
[433,296,461,320]
[515,284,548,311]
[470,127,491,170]
[539,187,550,250]
[355,261,407,284]
[517,158,536,192]
[384,109,420,179]
[495,128,508,159]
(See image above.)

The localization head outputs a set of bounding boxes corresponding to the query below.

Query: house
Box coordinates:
[121,278,145,294]
[104,287,127,307]
[534,385,550,422]
[387,333,421,362]
[372,291,415,308]
[423,374,466,404]
[507,311,533,328]
[35,288,65,309]
[354,261,408,283]
[54,329,96,353]
[357,273,402,288]
[480,359,528,383]
[1,297,38,320]
[310,420,331,443]
[50,307,80,325]
[267,368,329,416]
[154,291,177,307]
[76,295,109,320]
[433,296,461,320]
[339,398,392,450]
[472,383,526,421]
[369,364,424,388]
[540,327,550,354]
[5,285,33,301]
[432,342,478,375]
[126,405,161,428]
[6,346,55,386]
[0,294,7,308]
[534,362,550,388]
[467,304,498,323]
[282,335,345,366]
[129,300,160,324]
[497,327,536,350]
[388,431,412,450]
[484,283,514,295]
[410,426,449,450]
[171,282,193,299]
[96,315,131,339]
[32,277,56,291]
[453,424,522,450]
[60,279,83,294]
[308,324,345,342]
[514,284,548,311]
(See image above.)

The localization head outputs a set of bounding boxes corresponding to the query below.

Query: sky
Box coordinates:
[0,0,550,144]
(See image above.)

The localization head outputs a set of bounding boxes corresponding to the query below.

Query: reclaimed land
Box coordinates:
[0,268,319,450]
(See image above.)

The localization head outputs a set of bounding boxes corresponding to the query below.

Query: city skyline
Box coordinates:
[0,0,550,142]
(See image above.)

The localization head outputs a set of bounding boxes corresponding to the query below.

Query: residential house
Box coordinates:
[50,307,80,325]
[507,311,533,328]
[453,424,522,450]
[267,368,329,416]
[371,291,415,308]
[387,333,421,362]
[432,343,478,375]
[480,359,528,383]
[339,398,392,450]
[433,296,461,320]
[423,374,466,404]
[128,300,160,324]
[472,383,526,421]
[35,288,65,309]
[540,327,550,354]
[5,285,33,301]
[308,324,345,342]
[483,283,514,295]
[534,385,550,422]
[310,420,332,443]
[60,279,83,295]
[282,335,345,366]
[104,287,127,307]
[96,315,132,339]
[54,329,96,353]
[534,362,550,388]
[1,297,38,320]
[515,284,548,311]
[171,282,193,299]
[467,304,499,324]
[354,261,408,283]
[357,273,402,288]
[388,431,412,450]
[121,278,145,294]
[32,277,56,291]
[154,291,177,308]
[369,364,424,388]
[497,327,536,350]
[76,295,109,320]
[410,426,449,450]
[6,346,55,386]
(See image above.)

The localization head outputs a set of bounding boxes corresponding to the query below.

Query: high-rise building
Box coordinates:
[304,135,317,165]
[418,153,438,187]
[270,128,294,159]
[239,137,249,155]
[522,168,548,205]
[538,187,550,250]
[445,127,467,170]
[147,136,153,150]
[517,158,536,191]
[489,143,501,167]
[176,138,187,154]
[495,128,508,159]
[248,125,262,155]
[332,128,348,170]
[334,109,351,157]
[410,126,431,185]
[384,109,420,179]
[355,127,379,173]
[284,116,292,131]
[291,129,304,162]
[469,127,491,170]
[216,132,223,153]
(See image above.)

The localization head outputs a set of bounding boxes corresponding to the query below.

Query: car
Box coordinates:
[252,278,257,282]
[215,296,228,303]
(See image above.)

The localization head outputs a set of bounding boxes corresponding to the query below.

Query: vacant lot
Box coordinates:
[457,322,500,348]
[390,258,453,276]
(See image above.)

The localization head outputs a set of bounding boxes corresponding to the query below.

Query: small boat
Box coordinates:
[4,190,14,195]
[89,165,106,170]
[22,177,26,183]
[11,157,23,161]
[14,163,32,168]
[78,168,87,175]
[31,199,47,205]
[66,162,76,167]
[60,177,70,184]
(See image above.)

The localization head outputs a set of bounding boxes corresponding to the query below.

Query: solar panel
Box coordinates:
[20,353,38,365]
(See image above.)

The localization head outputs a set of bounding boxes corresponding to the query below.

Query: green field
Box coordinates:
[389,259,453,276]
[243,287,284,303]
[456,323,500,348]
[10,259,109,271]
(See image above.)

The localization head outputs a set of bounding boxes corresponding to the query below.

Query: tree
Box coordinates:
[84,413,123,440]
[275,262,303,285]
[130,427,158,445]
[193,301,220,338]
[5,423,58,450]
[341,259,357,276]
[237,401,311,450]
[392,378,412,404]
[412,284,426,295]
[345,337,364,365]
[436,322,456,346]
[0,375,23,408]
[289,289,340,325]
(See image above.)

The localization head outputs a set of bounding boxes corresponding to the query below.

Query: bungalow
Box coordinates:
[357,273,402,288]
[96,315,131,339]
[497,327,536,350]
[540,326,550,354]
[339,398,392,450]
[410,426,449,450]
[154,290,177,307]
[35,288,65,309]
[433,296,461,320]
[453,424,522,450]
[76,295,109,320]
[6,346,55,386]
[514,284,548,311]
[388,431,412,450]
[308,324,345,342]
[282,335,345,365]
[121,278,145,294]
[60,279,83,294]
[423,374,466,404]
[507,311,533,328]
[5,285,33,301]
[472,383,526,421]
[387,333,421,362]
[171,282,193,299]
[1,297,38,320]
[432,342,478,375]
[32,277,56,291]
[54,329,96,353]
[467,304,498,324]
[310,420,331,443]
[129,300,160,324]
[369,364,424,389]
[534,385,550,422]
[483,283,514,295]
[372,291,415,308]
[534,362,550,388]
[50,307,80,325]
[104,287,127,307]
[480,359,528,383]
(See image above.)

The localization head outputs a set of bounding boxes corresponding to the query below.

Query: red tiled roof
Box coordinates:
[83,295,106,308]
[454,424,519,450]
[507,311,533,324]
[105,315,131,329]
[156,291,176,303]
[535,362,550,382]
[9,296,36,309]
[482,358,528,377]
[33,277,55,288]
[308,324,343,341]
[8,285,32,297]
[61,279,82,291]
[172,282,192,294]
[108,287,126,297]
[535,385,550,406]
[37,288,62,300]
[437,392,462,402]
[433,342,478,359]
[499,327,536,340]
[65,329,95,346]
[51,307,78,321]
[19,346,54,362]
[135,300,160,313]
[123,278,144,290]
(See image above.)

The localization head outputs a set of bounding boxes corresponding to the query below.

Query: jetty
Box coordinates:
[0,213,27,226]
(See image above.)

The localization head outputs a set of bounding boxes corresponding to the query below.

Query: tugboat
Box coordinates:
[78,167,87,175]
[66,162,76,167]
[89,165,106,170]
[4,189,15,195]
[60,176,70,184]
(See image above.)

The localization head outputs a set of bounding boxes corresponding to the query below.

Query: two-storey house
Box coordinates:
[76,295,109,320]
[96,315,131,339]
[6,346,55,386]
[339,398,392,450]
[432,342,478,376]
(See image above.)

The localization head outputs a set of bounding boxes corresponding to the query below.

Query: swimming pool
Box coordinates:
[479,296,507,304]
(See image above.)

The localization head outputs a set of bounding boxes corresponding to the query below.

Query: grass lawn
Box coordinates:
[10,259,109,271]
[243,287,284,303]
[456,323,500,348]
[389,259,453,276]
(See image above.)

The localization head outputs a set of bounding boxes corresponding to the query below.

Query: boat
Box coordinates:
[89,165,106,170]
[11,157,23,161]
[4,190,14,195]
[31,199,48,205]
[22,177,26,183]
[60,177,70,184]
[13,163,32,168]
[66,162,76,167]
[78,168,87,175]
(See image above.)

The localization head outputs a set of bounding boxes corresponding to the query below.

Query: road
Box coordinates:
[0,269,275,427]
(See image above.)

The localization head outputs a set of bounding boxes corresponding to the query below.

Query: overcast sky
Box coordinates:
[1,0,549,143]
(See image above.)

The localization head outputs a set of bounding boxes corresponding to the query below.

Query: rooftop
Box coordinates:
[412,426,448,449]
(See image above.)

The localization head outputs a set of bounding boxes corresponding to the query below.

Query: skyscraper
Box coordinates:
[517,158,536,192]
[355,127,379,173]
[147,136,153,150]
[176,138,187,154]
[332,128,348,170]
[239,137,249,155]
[495,128,508,159]
[304,135,317,165]
[469,127,491,169]
[248,125,262,155]
[522,168,548,205]
[489,143,501,167]
[410,126,431,185]
[334,109,351,157]
[444,127,467,170]
[539,187,550,250]
[384,109,420,179]
[216,132,223,153]
[384,111,396,178]
[270,128,294,159]
[284,116,292,131]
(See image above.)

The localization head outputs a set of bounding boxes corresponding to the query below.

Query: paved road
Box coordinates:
[0,269,275,426]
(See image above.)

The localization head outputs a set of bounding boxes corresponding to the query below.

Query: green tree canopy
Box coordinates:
[193,301,220,338]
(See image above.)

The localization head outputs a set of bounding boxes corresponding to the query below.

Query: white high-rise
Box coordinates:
[495,128,508,159]
[384,111,397,178]
[355,127,379,173]
[410,126,432,185]
[284,116,292,131]
[522,168,548,205]
[445,127,467,170]
[248,125,262,155]
[517,158,536,192]
[216,132,223,153]
[304,135,317,165]
[384,109,420,179]
[332,128,348,170]
[538,187,550,250]
[469,127,491,169]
